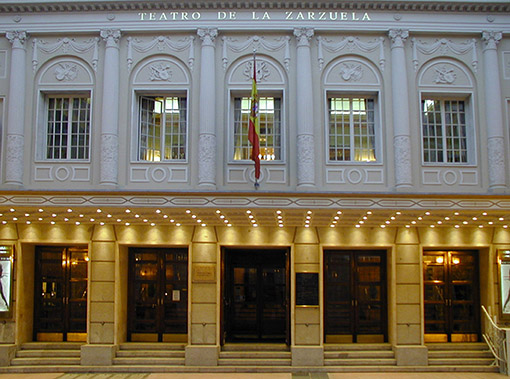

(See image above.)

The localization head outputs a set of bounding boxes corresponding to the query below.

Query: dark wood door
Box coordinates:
[224,249,289,343]
[424,250,480,342]
[128,248,188,342]
[34,246,88,342]
[324,250,387,343]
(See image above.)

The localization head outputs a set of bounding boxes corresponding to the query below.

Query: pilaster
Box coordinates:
[5,31,28,187]
[99,29,121,186]
[197,28,218,189]
[294,28,315,188]
[389,29,413,189]
[482,31,506,191]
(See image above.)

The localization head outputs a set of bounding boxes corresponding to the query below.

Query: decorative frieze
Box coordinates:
[32,37,99,72]
[127,35,195,72]
[222,35,290,71]
[411,38,478,72]
[317,36,385,71]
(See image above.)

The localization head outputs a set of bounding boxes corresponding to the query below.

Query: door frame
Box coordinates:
[423,250,481,343]
[323,249,388,343]
[33,245,88,342]
[220,247,290,345]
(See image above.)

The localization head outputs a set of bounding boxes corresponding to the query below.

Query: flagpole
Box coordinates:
[249,49,260,189]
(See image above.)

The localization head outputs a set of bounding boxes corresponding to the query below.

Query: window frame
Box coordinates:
[133,90,189,164]
[36,90,93,162]
[324,90,382,165]
[228,88,285,165]
[419,91,476,166]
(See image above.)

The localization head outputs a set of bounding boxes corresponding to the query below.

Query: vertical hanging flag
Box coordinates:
[248,53,261,184]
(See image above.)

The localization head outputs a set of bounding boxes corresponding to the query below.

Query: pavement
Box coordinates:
[0,373,506,379]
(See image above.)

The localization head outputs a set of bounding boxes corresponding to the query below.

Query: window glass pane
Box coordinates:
[422,98,467,164]
[138,96,187,161]
[328,97,376,162]
[46,95,90,160]
[233,96,282,161]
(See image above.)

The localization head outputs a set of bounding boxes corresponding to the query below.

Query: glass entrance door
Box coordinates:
[324,250,387,343]
[128,248,188,342]
[34,246,88,342]
[424,250,480,342]
[224,249,289,343]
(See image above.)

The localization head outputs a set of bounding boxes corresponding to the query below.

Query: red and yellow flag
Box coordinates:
[248,54,260,181]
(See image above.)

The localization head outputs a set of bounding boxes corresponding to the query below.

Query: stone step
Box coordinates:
[218,358,291,366]
[429,358,495,366]
[428,350,493,358]
[426,343,488,351]
[219,351,291,359]
[113,357,185,366]
[324,344,392,351]
[10,357,81,366]
[16,350,81,358]
[325,358,397,366]
[20,342,83,350]
[221,343,289,352]
[116,350,185,358]
[324,350,395,359]
[118,343,185,351]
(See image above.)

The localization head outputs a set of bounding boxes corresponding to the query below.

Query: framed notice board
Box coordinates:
[0,245,14,318]
[296,272,319,306]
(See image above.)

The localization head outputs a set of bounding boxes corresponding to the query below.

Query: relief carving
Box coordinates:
[434,65,456,84]
[243,60,270,82]
[297,134,315,186]
[149,63,172,81]
[488,137,506,188]
[54,63,78,81]
[393,135,412,187]
[100,134,118,185]
[339,63,363,81]
[5,135,24,185]
[198,134,216,186]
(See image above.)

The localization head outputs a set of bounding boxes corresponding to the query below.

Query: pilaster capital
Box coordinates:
[197,28,218,47]
[294,28,314,47]
[6,31,28,49]
[388,29,409,49]
[100,29,121,48]
[482,31,502,51]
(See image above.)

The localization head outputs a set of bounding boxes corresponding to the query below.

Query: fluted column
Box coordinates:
[389,29,413,189]
[294,28,315,188]
[197,28,218,189]
[5,31,28,186]
[99,29,121,186]
[482,31,506,191]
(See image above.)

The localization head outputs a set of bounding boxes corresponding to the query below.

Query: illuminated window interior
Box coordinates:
[46,96,91,160]
[139,96,187,161]
[233,96,281,161]
[422,98,467,164]
[328,97,376,162]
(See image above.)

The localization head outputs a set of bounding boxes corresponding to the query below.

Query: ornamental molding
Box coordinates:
[411,38,478,72]
[482,30,502,51]
[32,37,99,72]
[6,31,28,49]
[222,35,290,71]
[294,28,314,47]
[2,1,508,13]
[197,28,218,47]
[388,29,409,49]
[317,36,385,71]
[243,60,270,82]
[1,193,509,212]
[127,35,195,72]
[54,62,78,81]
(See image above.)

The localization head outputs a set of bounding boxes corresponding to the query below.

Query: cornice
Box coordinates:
[0,0,509,13]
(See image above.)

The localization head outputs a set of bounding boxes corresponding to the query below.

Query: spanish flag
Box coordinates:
[248,53,261,182]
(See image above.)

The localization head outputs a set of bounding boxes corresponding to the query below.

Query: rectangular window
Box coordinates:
[328,97,376,162]
[233,96,281,161]
[46,96,90,160]
[422,99,467,163]
[139,96,187,161]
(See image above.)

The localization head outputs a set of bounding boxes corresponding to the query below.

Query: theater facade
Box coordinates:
[0,0,509,372]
